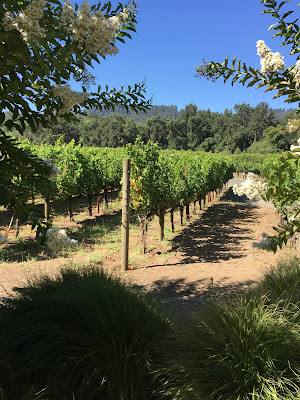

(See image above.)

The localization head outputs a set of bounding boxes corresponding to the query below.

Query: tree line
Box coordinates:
[15,102,298,154]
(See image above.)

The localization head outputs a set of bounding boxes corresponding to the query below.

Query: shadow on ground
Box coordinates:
[0,210,135,264]
[149,188,259,266]
[131,188,261,317]
[134,275,257,318]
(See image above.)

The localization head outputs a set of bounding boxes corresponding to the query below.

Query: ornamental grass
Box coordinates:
[158,258,300,400]
[0,266,171,400]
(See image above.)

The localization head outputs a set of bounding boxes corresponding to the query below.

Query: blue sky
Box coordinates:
[74,0,299,113]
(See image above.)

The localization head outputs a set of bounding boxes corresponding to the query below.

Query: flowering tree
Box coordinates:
[195,0,300,251]
[0,0,151,234]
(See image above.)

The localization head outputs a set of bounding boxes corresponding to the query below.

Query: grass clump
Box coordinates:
[252,257,300,308]
[0,266,171,400]
[159,258,300,400]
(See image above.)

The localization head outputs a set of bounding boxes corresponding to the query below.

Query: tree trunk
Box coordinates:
[170,208,175,233]
[138,215,147,254]
[186,203,190,220]
[6,209,16,238]
[15,217,20,238]
[44,197,51,221]
[97,196,100,213]
[68,196,74,221]
[180,205,184,226]
[103,187,108,214]
[193,201,196,215]
[159,208,165,241]
[87,194,93,216]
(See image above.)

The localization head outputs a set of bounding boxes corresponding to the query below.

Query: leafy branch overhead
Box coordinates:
[197,0,300,251]
[195,0,300,109]
[0,0,151,135]
[0,0,152,236]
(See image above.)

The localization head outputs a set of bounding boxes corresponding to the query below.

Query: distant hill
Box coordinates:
[89,104,180,122]
[271,107,297,120]
[90,104,297,122]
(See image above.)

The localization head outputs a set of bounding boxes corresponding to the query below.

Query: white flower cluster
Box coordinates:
[256,40,285,74]
[291,60,300,86]
[233,172,268,200]
[0,233,8,244]
[52,84,90,114]
[253,232,273,251]
[45,226,78,252]
[290,137,300,154]
[286,119,300,133]
[285,200,300,222]
[42,158,61,178]
[61,0,129,55]
[3,0,46,42]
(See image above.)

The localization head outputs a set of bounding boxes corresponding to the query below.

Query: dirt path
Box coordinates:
[0,179,295,315]
[123,179,295,314]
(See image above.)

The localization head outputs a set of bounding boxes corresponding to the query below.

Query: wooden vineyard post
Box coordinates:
[159,208,165,241]
[97,196,100,213]
[186,203,190,220]
[44,197,51,221]
[121,158,131,272]
[179,205,184,226]
[87,194,93,216]
[170,208,175,233]
[103,187,108,214]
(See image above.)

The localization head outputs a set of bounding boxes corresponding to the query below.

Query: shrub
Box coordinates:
[251,257,300,308]
[0,266,171,400]
[160,288,300,399]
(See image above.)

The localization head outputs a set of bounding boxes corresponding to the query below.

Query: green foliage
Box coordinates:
[126,138,234,216]
[159,259,300,400]
[0,1,151,134]
[0,0,152,235]
[11,102,293,154]
[251,257,300,311]
[261,151,300,249]
[195,0,300,250]
[0,266,171,400]
[196,1,300,106]
[231,153,268,174]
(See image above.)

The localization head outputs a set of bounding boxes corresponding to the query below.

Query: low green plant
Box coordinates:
[0,266,171,400]
[250,376,300,400]
[251,257,300,308]
[160,294,300,399]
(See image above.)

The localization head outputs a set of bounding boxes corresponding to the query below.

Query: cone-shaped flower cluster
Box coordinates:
[256,40,285,74]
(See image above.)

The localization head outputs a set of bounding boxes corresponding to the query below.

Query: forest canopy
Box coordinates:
[14,102,299,154]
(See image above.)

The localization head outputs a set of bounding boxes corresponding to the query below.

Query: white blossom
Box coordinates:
[45,226,78,252]
[253,232,273,251]
[286,119,300,133]
[233,173,268,200]
[0,233,8,244]
[291,60,300,86]
[256,40,285,74]
[61,0,130,55]
[285,200,300,222]
[42,159,62,178]
[3,0,46,42]
[52,84,90,114]
[256,40,271,57]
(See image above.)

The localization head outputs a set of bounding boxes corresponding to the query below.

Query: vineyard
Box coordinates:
[2,135,300,259]
[0,138,239,252]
